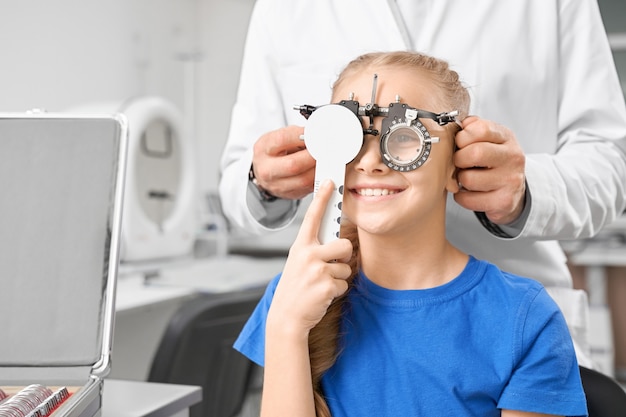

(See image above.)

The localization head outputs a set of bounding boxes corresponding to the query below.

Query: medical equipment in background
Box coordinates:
[69,96,198,265]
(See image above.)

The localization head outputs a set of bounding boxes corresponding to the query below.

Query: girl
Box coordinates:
[234,51,587,417]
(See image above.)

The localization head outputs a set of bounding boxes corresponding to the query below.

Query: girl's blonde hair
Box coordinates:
[308,51,470,417]
[332,50,470,120]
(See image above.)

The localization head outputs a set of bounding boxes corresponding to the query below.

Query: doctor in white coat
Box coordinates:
[219,0,626,367]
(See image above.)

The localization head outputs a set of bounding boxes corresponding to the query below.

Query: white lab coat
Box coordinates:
[219,0,626,365]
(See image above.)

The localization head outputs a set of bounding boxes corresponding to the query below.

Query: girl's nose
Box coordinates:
[351,136,387,174]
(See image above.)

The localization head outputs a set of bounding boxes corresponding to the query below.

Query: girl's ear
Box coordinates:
[446,166,460,194]
[446,127,461,194]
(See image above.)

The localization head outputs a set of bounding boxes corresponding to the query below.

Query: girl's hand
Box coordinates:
[267,179,353,336]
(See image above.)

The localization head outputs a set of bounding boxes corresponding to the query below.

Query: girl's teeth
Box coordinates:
[359,188,395,196]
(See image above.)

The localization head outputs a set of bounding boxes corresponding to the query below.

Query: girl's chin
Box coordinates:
[349,216,395,235]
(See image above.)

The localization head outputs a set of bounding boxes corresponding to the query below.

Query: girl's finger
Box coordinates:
[296,179,334,242]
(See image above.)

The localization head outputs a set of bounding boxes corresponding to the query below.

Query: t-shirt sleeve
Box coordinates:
[233,274,281,367]
[498,286,588,416]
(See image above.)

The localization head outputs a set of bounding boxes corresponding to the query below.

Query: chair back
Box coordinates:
[148,288,264,417]
[580,366,626,417]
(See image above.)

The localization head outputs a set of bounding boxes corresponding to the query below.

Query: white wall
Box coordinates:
[0,0,255,194]
[195,0,256,193]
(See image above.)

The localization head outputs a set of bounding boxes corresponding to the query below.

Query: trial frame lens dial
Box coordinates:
[381,119,432,171]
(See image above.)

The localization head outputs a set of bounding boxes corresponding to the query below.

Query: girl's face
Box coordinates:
[336,66,459,238]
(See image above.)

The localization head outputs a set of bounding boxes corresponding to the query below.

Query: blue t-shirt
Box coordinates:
[234,256,588,416]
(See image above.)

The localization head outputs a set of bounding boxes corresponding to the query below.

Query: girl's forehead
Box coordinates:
[334,68,442,110]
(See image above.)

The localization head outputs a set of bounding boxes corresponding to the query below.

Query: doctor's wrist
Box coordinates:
[249,164,278,202]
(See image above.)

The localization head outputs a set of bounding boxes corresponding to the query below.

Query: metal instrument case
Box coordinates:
[0,112,128,416]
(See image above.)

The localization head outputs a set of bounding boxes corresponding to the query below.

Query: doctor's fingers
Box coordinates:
[456,116,515,148]
[252,149,315,199]
[454,185,525,225]
[455,162,525,193]
[253,140,314,180]
[454,162,526,223]
[454,139,525,171]
[261,165,315,201]
[255,125,306,156]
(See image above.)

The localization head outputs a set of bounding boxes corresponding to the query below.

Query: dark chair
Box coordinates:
[580,366,626,417]
[148,287,265,417]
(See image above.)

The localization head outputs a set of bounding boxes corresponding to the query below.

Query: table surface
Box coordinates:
[102,379,202,417]
[115,255,286,313]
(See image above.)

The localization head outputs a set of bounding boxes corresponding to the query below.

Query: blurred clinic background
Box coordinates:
[1,0,625,415]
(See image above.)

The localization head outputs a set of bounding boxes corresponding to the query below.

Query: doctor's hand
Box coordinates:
[252,125,316,200]
[267,180,353,334]
[453,116,526,225]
